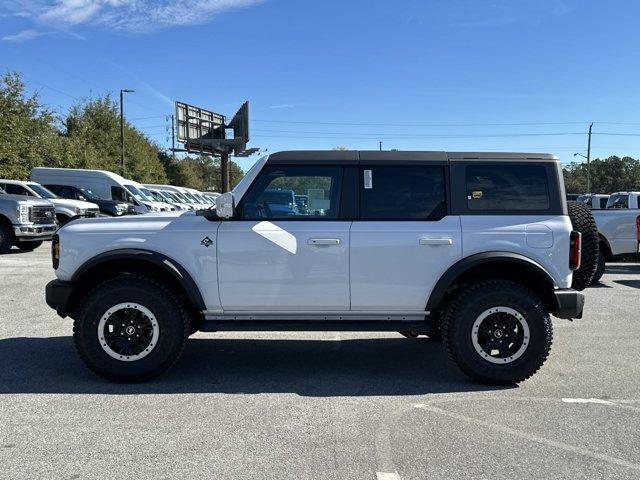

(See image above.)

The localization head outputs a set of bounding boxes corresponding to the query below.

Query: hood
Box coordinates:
[58,209,201,234]
[50,198,100,210]
[0,193,55,207]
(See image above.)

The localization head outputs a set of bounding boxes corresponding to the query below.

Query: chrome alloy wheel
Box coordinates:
[98,303,159,362]
[471,306,530,364]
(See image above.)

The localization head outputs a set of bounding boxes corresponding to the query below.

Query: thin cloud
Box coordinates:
[268,103,299,110]
[2,29,44,42]
[0,0,265,36]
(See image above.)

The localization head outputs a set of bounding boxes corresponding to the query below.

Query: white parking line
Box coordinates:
[414,403,640,472]
[562,398,614,405]
[376,472,400,480]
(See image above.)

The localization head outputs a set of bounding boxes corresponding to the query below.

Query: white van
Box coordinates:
[32,168,161,214]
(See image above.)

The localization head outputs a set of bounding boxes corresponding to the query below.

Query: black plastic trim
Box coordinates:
[45,279,74,317]
[199,320,431,332]
[553,289,585,319]
[426,251,556,310]
[71,249,206,311]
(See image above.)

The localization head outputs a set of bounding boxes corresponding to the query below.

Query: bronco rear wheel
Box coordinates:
[442,280,552,385]
[73,275,189,382]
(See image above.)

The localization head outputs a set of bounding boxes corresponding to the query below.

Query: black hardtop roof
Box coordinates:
[266,150,559,164]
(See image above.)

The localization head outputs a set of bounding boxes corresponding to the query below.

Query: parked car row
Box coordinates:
[0,166,219,253]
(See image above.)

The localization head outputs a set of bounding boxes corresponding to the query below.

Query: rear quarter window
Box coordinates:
[465,164,550,211]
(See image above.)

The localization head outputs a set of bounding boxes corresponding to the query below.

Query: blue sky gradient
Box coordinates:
[1,0,640,171]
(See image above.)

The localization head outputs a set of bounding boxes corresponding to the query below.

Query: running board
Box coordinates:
[198,319,431,332]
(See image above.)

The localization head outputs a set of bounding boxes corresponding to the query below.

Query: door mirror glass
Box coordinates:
[216,192,235,219]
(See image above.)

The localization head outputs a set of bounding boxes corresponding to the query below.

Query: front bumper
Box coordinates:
[14,224,57,240]
[45,279,74,318]
[552,289,585,319]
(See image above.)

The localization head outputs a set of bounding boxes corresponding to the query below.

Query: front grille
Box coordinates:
[30,206,56,224]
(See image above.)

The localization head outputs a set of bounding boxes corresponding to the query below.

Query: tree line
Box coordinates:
[562,156,640,194]
[0,72,243,190]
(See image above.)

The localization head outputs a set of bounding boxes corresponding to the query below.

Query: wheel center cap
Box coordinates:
[125,326,136,336]
[494,329,504,339]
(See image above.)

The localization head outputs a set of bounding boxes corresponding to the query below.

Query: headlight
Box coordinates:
[115,204,127,214]
[75,207,86,215]
[17,204,30,223]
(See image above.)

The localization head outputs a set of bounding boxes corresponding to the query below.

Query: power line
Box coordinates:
[252,119,592,127]
[251,131,586,140]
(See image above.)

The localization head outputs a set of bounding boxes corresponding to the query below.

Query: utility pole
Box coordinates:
[171,114,176,161]
[119,89,135,177]
[220,151,230,193]
[586,123,593,193]
[379,141,382,151]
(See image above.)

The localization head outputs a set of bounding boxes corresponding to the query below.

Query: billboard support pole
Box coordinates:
[221,150,230,193]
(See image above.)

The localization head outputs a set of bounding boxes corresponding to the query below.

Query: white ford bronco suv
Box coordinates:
[45,151,585,384]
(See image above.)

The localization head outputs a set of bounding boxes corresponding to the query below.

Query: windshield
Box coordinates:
[174,191,190,202]
[124,184,150,202]
[146,189,165,202]
[180,191,198,202]
[29,184,58,199]
[161,191,180,202]
[78,187,100,201]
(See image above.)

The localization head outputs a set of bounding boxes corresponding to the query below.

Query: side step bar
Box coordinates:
[199,320,431,332]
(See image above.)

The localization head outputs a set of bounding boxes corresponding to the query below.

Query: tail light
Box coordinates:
[636,215,640,241]
[569,231,582,270]
[52,234,60,270]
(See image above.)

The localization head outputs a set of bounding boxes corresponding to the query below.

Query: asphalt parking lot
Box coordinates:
[1,247,639,480]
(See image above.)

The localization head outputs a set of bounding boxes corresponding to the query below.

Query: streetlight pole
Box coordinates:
[120,89,135,177]
[586,123,593,193]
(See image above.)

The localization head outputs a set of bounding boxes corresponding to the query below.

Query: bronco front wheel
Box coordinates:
[73,276,189,382]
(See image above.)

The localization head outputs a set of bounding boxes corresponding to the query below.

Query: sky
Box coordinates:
[2,0,640,171]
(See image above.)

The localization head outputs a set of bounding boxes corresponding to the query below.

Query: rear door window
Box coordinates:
[465,164,550,211]
[4,184,32,196]
[360,165,446,220]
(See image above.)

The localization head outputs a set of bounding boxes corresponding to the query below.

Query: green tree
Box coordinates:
[0,71,59,179]
[563,156,640,193]
[63,95,168,183]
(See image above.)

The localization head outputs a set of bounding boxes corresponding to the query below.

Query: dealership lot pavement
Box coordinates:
[1,247,639,480]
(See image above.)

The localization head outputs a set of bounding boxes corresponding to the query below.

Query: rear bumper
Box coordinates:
[45,279,74,318]
[552,289,585,319]
[14,224,57,240]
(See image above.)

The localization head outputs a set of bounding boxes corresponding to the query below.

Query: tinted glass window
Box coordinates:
[5,184,31,196]
[241,166,342,219]
[466,165,550,211]
[360,165,446,220]
[607,194,629,209]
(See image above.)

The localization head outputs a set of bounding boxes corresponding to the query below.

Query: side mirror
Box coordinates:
[215,192,235,219]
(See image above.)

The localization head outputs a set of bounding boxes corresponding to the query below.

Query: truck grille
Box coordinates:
[30,206,56,224]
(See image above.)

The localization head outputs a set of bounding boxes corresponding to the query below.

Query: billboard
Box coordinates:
[175,101,225,154]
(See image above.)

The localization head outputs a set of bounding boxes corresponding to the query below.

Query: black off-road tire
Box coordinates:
[16,240,43,251]
[591,249,606,284]
[442,280,553,385]
[0,222,14,254]
[73,275,189,382]
[56,214,70,227]
[567,202,599,291]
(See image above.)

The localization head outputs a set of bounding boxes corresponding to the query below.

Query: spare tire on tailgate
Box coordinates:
[567,202,599,291]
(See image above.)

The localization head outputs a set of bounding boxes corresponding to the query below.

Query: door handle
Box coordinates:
[419,237,453,246]
[308,238,341,246]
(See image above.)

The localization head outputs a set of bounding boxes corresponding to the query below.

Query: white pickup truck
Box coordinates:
[591,191,640,282]
[45,151,587,385]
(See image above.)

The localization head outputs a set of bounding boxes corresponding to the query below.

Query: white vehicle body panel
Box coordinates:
[460,215,573,288]
[593,209,639,256]
[350,217,463,310]
[217,220,350,311]
[55,212,223,311]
